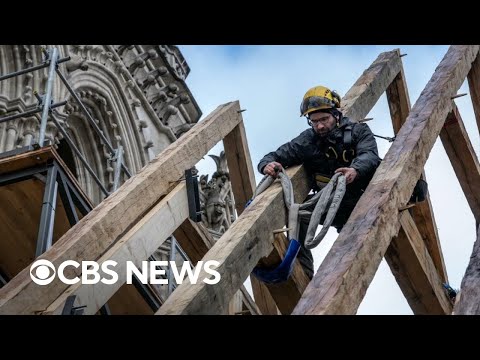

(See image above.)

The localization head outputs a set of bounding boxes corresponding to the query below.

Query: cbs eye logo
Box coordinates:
[30,259,56,285]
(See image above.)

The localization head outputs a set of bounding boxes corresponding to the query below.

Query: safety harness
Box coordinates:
[316,123,354,189]
[246,169,346,284]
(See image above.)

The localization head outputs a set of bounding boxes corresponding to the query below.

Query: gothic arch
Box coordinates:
[60,61,148,174]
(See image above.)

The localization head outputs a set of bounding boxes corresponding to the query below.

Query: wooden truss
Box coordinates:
[1,45,479,315]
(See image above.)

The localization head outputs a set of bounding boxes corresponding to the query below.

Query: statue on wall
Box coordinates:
[198,151,236,239]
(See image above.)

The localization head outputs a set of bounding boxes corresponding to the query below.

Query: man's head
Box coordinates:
[307,110,338,136]
[300,85,342,136]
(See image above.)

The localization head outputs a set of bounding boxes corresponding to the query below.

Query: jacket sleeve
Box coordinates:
[257,132,306,175]
[350,123,381,180]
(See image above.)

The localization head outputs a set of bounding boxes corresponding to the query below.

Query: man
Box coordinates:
[257,85,381,279]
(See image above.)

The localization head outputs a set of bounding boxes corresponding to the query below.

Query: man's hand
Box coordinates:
[263,162,283,177]
[335,167,358,184]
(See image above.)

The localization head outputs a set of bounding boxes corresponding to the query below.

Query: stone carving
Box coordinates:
[0,45,202,203]
[0,45,202,307]
[199,151,236,240]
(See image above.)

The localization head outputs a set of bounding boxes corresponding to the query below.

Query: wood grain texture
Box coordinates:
[385,211,452,314]
[454,224,480,314]
[0,101,241,315]
[293,45,479,315]
[440,104,480,223]
[156,165,310,314]
[386,53,449,313]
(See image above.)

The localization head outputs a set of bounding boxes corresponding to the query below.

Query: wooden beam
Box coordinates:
[228,291,243,315]
[239,285,261,315]
[156,165,310,315]
[386,56,447,283]
[440,104,480,224]
[250,279,280,315]
[223,121,257,214]
[42,182,189,315]
[454,224,480,314]
[173,218,215,263]
[156,49,404,315]
[341,49,403,121]
[0,101,242,315]
[173,217,260,315]
[223,120,279,314]
[386,61,412,134]
[292,45,480,315]
[385,211,452,314]
[257,233,310,314]
[467,53,480,136]
[385,56,449,313]
[250,50,403,314]
[410,200,446,282]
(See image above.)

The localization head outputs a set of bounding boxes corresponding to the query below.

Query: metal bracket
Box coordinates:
[373,134,396,142]
[185,168,202,222]
[61,295,86,315]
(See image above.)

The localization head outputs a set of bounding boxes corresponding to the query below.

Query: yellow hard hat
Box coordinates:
[300,85,341,117]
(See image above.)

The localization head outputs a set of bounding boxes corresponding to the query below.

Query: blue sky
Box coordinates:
[179,45,478,315]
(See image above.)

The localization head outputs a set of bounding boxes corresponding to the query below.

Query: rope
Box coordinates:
[250,169,346,249]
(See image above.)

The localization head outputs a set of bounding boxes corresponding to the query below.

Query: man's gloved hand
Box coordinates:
[263,162,283,178]
[335,167,358,184]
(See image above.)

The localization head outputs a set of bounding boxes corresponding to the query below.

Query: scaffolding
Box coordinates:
[1,45,479,315]
[0,47,192,314]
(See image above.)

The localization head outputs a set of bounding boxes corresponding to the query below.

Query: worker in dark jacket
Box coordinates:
[257,85,381,279]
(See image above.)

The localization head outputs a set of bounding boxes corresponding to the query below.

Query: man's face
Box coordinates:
[309,111,337,136]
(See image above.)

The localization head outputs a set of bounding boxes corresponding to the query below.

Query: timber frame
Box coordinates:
[1,45,480,315]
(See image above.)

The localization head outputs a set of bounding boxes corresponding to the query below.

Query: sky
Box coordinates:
[178,45,479,315]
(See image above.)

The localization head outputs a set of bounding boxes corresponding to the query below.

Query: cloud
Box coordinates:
[180,45,477,315]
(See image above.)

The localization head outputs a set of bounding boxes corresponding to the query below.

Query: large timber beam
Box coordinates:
[156,49,404,315]
[251,49,403,314]
[173,218,261,315]
[223,121,279,314]
[156,165,310,315]
[224,118,310,314]
[42,182,189,315]
[454,224,480,314]
[385,56,449,314]
[292,45,480,315]
[257,233,310,314]
[385,211,452,314]
[0,101,243,315]
[341,49,403,121]
[386,59,447,282]
[467,53,480,136]
[440,104,480,224]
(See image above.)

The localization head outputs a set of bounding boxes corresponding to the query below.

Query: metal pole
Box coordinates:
[185,168,202,222]
[112,145,123,191]
[55,69,115,154]
[121,162,132,178]
[168,237,177,295]
[0,101,67,124]
[55,69,133,179]
[57,170,92,216]
[131,277,161,311]
[0,56,70,82]
[39,48,59,146]
[50,113,110,196]
[373,134,396,142]
[57,168,79,226]
[36,164,58,257]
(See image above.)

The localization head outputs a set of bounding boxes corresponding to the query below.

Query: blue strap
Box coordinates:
[252,239,301,284]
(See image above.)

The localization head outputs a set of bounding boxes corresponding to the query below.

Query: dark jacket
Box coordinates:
[257,117,381,196]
